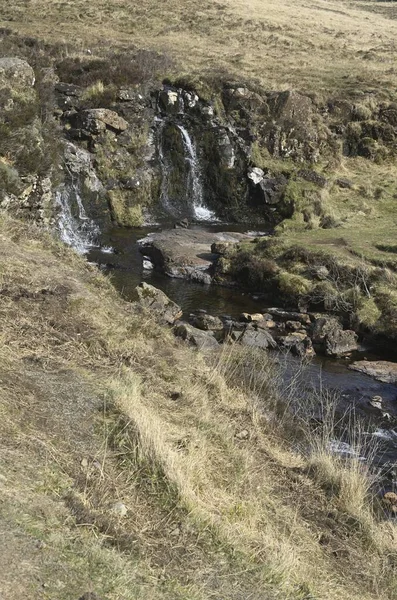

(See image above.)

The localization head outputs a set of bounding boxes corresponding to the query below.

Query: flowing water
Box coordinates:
[55,182,100,255]
[156,118,216,221]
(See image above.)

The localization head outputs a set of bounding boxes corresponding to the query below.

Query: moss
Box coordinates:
[276,271,313,297]
[356,297,381,328]
[108,190,144,226]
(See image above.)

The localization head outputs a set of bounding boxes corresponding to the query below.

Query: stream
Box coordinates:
[86,222,397,478]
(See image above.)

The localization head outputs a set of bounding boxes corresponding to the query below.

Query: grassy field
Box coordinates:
[1,0,397,100]
[0,215,396,600]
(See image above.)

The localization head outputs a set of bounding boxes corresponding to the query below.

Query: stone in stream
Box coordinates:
[311,316,358,356]
[349,360,397,384]
[266,308,311,326]
[279,332,315,357]
[138,229,251,284]
[240,328,277,350]
[239,312,264,323]
[324,327,358,357]
[190,313,224,331]
[173,322,219,350]
[136,282,182,325]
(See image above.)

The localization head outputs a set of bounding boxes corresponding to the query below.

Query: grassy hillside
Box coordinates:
[0,215,396,600]
[1,0,397,100]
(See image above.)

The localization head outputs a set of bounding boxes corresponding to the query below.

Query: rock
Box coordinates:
[266,308,311,326]
[235,429,249,440]
[158,88,183,115]
[240,328,277,350]
[325,328,358,357]
[111,502,127,517]
[248,167,264,185]
[239,313,264,323]
[174,218,189,229]
[173,322,219,350]
[297,169,327,188]
[285,320,304,332]
[0,57,35,89]
[335,177,354,189]
[190,314,224,331]
[138,229,250,283]
[311,316,341,344]
[279,332,315,357]
[68,108,129,137]
[256,318,276,330]
[136,282,182,325]
[382,492,397,513]
[349,361,397,384]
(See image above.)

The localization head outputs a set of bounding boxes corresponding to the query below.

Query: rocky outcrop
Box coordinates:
[190,313,224,331]
[136,282,182,324]
[349,361,397,384]
[0,57,35,92]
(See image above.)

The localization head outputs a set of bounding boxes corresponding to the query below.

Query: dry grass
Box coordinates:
[0,0,397,99]
[0,215,396,599]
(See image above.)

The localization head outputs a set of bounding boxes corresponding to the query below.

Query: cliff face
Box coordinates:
[3,44,397,238]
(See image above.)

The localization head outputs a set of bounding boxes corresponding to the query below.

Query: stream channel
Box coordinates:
[87,221,397,481]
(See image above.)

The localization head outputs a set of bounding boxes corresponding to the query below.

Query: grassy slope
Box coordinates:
[0,216,396,600]
[1,0,397,100]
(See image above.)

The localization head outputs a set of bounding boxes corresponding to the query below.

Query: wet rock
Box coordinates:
[240,328,277,350]
[349,360,397,384]
[279,332,315,357]
[239,312,264,323]
[139,229,250,283]
[174,322,219,350]
[266,308,311,326]
[158,88,183,115]
[325,328,358,357]
[190,313,223,331]
[136,282,182,325]
[248,167,264,185]
[174,218,189,229]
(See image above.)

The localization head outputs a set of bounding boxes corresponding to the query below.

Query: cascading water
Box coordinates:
[156,117,216,221]
[177,124,215,221]
[55,181,100,255]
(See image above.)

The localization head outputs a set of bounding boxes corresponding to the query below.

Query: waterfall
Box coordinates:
[156,117,216,221]
[55,182,100,255]
[177,125,215,221]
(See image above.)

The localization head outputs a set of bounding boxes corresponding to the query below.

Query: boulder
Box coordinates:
[240,328,277,350]
[279,332,315,357]
[311,316,341,344]
[158,89,183,115]
[324,328,358,357]
[139,229,250,283]
[68,109,129,137]
[173,322,219,350]
[285,320,304,332]
[136,282,182,325]
[190,313,224,331]
[266,308,311,326]
[0,57,35,89]
[349,361,397,384]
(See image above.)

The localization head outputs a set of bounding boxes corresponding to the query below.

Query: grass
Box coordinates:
[0,215,396,599]
[1,0,397,101]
